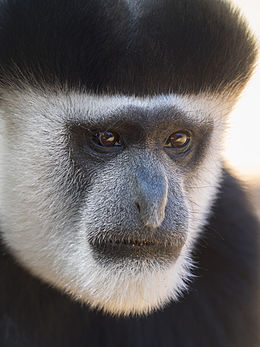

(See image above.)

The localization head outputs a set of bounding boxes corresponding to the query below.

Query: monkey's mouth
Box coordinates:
[89,236,186,262]
[98,238,156,247]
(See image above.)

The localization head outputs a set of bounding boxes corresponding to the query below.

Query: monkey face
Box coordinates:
[0,90,231,315]
[0,0,257,319]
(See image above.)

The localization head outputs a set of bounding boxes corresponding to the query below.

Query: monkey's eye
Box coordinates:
[164,131,191,149]
[92,131,122,147]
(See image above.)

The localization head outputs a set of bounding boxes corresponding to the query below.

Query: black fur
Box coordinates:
[0,0,257,96]
[0,171,259,347]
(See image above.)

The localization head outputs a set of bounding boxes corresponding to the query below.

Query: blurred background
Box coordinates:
[225,0,260,218]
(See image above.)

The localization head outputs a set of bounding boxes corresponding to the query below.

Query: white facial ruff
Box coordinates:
[0,89,233,315]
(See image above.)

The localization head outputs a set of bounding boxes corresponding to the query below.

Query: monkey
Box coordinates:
[0,0,259,346]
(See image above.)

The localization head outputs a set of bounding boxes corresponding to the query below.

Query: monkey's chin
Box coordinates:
[63,250,191,317]
[69,236,189,316]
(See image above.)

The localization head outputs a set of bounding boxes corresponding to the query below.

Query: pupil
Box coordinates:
[98,131,116,146]
[171,133,187,146]
[174,133,186,144]
[164,131,190,149]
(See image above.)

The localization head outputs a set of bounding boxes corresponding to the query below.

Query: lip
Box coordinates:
[89,236,186,261]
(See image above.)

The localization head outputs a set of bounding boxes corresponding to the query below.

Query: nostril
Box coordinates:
[135,201,141,213]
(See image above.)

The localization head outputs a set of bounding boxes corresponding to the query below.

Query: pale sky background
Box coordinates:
[225,0,260,182]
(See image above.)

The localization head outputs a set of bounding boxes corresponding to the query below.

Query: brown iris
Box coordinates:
[165,131,191,148]
[93,131,121,147]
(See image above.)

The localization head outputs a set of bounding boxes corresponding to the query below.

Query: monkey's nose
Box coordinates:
[134,168,168,228]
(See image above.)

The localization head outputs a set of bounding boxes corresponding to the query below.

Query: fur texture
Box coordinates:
[0,0,259,346]
[0,90,229,315]
[0,0,257,96]
[0,172,259,346]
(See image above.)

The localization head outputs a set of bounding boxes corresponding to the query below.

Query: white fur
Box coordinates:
[0,89,234,316]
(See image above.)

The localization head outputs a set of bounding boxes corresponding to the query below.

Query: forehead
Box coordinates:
[1,90,232,127]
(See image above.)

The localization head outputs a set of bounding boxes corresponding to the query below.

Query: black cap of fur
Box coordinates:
[0,0,257,96]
